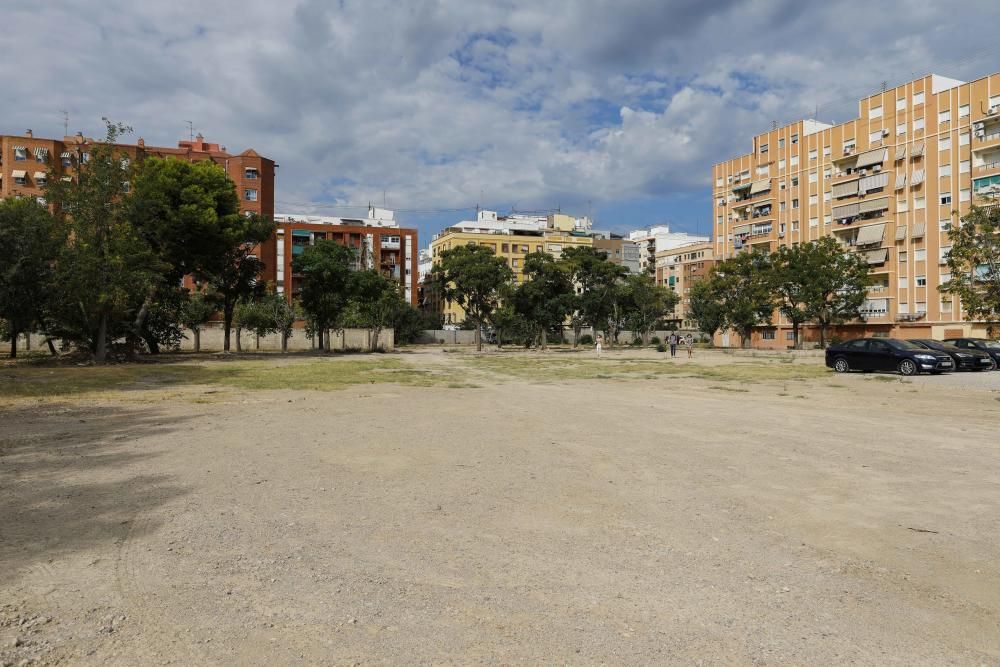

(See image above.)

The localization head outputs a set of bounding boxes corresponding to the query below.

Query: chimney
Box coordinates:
[195,132,204,142]
[25,129,33,138]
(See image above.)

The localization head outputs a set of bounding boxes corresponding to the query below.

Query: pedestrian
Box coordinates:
[686,334,694,358]
[595,334,603,358]
[668,332,678,358]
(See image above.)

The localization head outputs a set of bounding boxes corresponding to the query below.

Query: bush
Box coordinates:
[656,343,666,353]
[650,336,660,346]
[579,334,594,346]
[630,338,643,347]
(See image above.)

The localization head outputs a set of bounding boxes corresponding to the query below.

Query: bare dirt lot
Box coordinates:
[2,348,999,665]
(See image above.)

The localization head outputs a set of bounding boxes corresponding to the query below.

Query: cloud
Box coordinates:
[1,0,997,234]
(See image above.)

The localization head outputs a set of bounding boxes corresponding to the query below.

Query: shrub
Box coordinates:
[630,338,643,347]
[650,336,661,346]
[579,334,594,345]
[656,343,666,353]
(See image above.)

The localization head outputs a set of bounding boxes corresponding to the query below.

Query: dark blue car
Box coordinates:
[825,338,954,376]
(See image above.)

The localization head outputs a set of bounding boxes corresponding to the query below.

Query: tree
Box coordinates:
[561,246,628,346]
[293,240,355,350]
[44,120,157,362]
[344,270,407,352]
[687,276,725,344]
[209,213,275,352]
[489,303,532,349]
[180,292,218,353]
[510,252,573,350]
[430,244,512,351]
[392,305,441,344]
[0,198,65,358]
[941,205,1000,334]
[622,273,678,345]
[801,238,871,348]
[713,250,775,348]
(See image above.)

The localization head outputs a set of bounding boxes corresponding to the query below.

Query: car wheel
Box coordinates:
[833,357,850,373]
[898,359,919,376]
[990,359,999,371]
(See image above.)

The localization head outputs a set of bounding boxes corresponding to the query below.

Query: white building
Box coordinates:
[627,225,710,272]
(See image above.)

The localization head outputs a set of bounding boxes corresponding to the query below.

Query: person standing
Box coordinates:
[668,332,678,358]
[595,334,603,358]
[685,334,694,358]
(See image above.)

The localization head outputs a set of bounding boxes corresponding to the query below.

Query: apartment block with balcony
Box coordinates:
[271,208,418,306]
[654,241,715,328]
[712,71,1000,347]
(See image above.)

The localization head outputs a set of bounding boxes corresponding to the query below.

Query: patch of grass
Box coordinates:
[708,385,750,392]
[872,376,899,383]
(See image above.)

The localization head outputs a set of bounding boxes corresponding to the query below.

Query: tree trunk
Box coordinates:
[281,331,288,353]
[255,333,260,350]
[132,285,156,348]
[193,328,201,353]
[143,332,160,355]
[235,326,243,352]
[95,310,109,363]
[793,322,800,350]
[8,326,18,359]
[223,303,234,352]
[819,321,828,348]
[475,322,482,352]
[46,338,57,356]
[371,327,381,352]
[540,325,547,351]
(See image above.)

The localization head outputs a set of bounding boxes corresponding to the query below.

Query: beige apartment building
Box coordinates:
[654,241,714,327]
[713,71,1000,347]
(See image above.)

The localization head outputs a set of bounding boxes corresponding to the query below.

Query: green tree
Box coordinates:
[800,238,871,348]
[687,276,725,344]
[510,252,573,350]
[44,120,156,362]
[344,270,407,351]
[430,244,512,351]
[209,213,275,352]
[713,250,775,348]
[234,292,293,351]
[561,246,628,346]
[941,205,1000,334]
[489,302,533,349]
[293,240,355,350]
[392,306,441,344]
[180,291,219,353]
[0,198,65,358]
[622,273,678,345]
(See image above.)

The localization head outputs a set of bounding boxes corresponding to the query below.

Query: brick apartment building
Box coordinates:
[654,241,714,328]
[713,70,1000,347]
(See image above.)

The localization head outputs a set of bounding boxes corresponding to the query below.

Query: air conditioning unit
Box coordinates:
[974,121,986,130]
[989,106,1000,116]
[859,168,868,175]
[882,129,890,137]
[778,232,785,238]
[845,148,854,155]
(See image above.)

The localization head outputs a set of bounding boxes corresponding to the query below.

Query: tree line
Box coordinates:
[0,121,433,360]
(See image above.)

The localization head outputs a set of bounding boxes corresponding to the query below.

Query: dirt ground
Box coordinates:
[1,348,999,665]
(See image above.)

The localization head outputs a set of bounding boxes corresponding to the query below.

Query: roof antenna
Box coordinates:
[184,120,194,141]
[771,120,777,130]
[59,110,69,136]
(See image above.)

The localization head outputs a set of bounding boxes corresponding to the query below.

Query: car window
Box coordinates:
[846,339,868,350]
[888,339,923,350]
[982,340,1000,349]
[871,341,891,353]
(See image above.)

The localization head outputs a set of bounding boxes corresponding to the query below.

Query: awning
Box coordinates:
[749,179,771,195]
[858,197,890,215]
[60,151,72,158]
[895,174,907,189]
[855,148,888,169]
[911,222,927,237]
[33,171,46,180]
[731,182,751,190]
[895,145,907,161]
[855,223,886,246]
[33,147,48,159]
[859,172,889,193]
[910,169,924,186]
[11,145,25,152]
[291,230,312,238]
[732,224,751,235]
[11,170,27,178]
[895,226,907,241]
[911,141,925,157]
[833,202,860,219]
[864,248,889,264]
[832,180,859,198]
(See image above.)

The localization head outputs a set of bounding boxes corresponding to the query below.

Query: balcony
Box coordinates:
[973,117,1000,149]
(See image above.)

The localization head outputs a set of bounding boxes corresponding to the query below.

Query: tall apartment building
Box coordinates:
[592,233,642,273]
[268,208,418,306]
[713,71,1000,347]
[0,130,274,219]
[627,225,710,273]
[429,210,594,324]
[654,241,715,327]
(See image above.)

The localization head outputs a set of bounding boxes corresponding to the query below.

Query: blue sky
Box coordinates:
[3,1,999,246]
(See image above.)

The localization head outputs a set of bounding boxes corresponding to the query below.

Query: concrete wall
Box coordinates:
[413,328,707,345]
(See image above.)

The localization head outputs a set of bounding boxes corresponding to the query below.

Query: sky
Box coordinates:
[3,1,999,247]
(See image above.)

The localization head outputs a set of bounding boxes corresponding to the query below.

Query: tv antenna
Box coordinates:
[59,110,69,136]
[184,120,194,141]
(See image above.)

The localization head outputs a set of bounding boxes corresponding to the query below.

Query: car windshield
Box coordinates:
[982,340,1000,349]
[888,339,924,350]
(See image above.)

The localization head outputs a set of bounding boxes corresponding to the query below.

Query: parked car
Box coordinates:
[908,339,996,371]
[941,337,1000,370]
[825,338,954,375]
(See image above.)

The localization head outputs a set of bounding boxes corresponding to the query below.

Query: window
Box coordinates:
[520,245,529,253]
[14,147,26,161]
[762,330,776,340]
[940,246,952,263]
[938,136,951,151]
[940,194,952,205]
[916,302,927,314]
[898,302,910,314]
[897,122,906,136]
[939,163,951,177]
[823,167,831,179]
[913,117,924,132]
[809,194,818,206]
[786,331,795,340]
[914,197,926,210]
[937,110,951,125]
[870,105,883,119]
[511,258,520,268]
[824,191,832,202]
[61,155,72,167]
[843,139,856,153]
[869,130,881,143]
[792,198,799,209]
[501,243,509,252]
[808,149,817,161]
[791,176,799,187]
[939,218,952,232]
[791,133,798,145]
[960,188,970,202]
[13,173,26,185]
[824,214,832,225]
[899,277,908,289]
[896,97,906,111]
[809,217,818,228]
[914,248,927,261]
[778,138,785,149]
[792,221,800,231]
[790,155,799,166]
[897,199,909,212]
[916,275,927,287]
[780,201,786,212]
[756,165,769,176]
[960,159,970,174]
[959,131,970,146]
[959,104,970,118]
[823,145,831,157]
[913,91,924,106]
[716,177,723,186]
[808,171,817,183]
[940,272,951,283]
[941,298,953,311]
[778,158,786,170]
[244,188,258,201]
[244,167,258,179]
[899,251,907,262]
[760,143,768,154]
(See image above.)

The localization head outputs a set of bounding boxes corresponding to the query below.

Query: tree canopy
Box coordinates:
[430,244,513,351]
[941,205,1000,333]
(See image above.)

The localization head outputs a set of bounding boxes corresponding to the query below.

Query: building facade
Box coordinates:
[592,235,642,273]
[627,225,710,273]
[713,71,1000,347]
[269,208,418,306]
[654,241,715,327]
[429,210,594,324]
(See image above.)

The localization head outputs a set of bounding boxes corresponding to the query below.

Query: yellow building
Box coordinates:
[713,70,1000,346]
[429,210,594,324]
[654,241,715,327]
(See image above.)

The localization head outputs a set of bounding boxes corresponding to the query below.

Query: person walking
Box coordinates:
[595,334,603,358]
[685,334,694,358]
[668,332,678,358]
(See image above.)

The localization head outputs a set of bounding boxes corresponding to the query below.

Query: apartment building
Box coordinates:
[269,208,418,306]
[0,130,274,218]
[654,241,715,327]
[713,71,1000,347]
[627,225,710,272]
[429,210,594,324]
[592,234,642,273]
